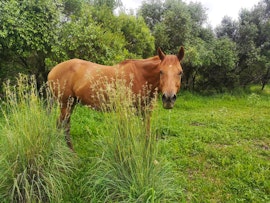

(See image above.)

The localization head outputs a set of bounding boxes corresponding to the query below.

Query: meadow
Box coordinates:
[0,76,269,202]
[71,88,270,202]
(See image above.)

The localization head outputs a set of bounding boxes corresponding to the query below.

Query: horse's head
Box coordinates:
[158,47,184,109]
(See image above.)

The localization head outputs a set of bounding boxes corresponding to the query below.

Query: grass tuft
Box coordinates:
[0,74,76,203]
[82,78,181,202]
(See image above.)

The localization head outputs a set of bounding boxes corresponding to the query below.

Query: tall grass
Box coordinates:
[82,78,180,202]
[0,74,75,202]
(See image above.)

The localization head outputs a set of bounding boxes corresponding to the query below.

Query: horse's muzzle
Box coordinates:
[162,93,176,109]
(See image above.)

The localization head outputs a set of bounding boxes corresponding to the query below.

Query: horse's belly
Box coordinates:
[73,82,105,109]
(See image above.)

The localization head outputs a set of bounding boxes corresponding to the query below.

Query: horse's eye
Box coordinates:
[160,70,163,75]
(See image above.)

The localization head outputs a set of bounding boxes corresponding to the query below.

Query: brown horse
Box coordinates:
[48,47,184,150]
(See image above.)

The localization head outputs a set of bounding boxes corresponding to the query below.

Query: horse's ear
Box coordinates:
[158,47,165,60]
[177,46,184,61]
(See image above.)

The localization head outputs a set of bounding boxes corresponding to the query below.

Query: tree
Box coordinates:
[118,14,155,58]
[182,38,211,90]
[215,0,270,89]
[195,37,239,92]
[215,16,238,40]
[57,2,129,65]
[236,1,270,88]
[0,0,61,87]
[186,1,208,39]
[140,0,209,52]
[0,0,156,91]
[91,0,122,11]
[89,2,155,59]
[162,0,192,50]
[139,0,164,31]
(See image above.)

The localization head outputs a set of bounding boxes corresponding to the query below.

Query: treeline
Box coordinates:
[0,0,269,93]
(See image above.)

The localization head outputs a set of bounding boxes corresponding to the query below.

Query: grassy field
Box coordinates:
[0,77,269,202]
[70,87,270,202]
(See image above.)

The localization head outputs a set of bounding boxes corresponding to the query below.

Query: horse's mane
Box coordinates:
[119,56,160,66]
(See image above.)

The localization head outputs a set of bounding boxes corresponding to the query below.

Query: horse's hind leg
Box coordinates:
[58,98,76,150]
[58,107,73,150]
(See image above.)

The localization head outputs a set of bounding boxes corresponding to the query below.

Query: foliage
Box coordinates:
[0,0,61,86]
[0,0,155,91]
[118,14,155,58]
[58,4,129,65]
[215,16,238,40]
[139,0,164,31]
[91,0,122,11]
[0,75,76,202]
[140,0,208,52]
[139,0,270,91]
[216,0,270,89]
[139,0,240,92]
[198,37,239,92]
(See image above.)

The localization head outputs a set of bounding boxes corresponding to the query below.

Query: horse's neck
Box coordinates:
[131,56,161,88]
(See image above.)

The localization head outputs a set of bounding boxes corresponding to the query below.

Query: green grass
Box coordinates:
[70,88,270,202]
[152,90,270,202]
[68,79,180,202]
[0,75,76,202]
[0,75,269,202]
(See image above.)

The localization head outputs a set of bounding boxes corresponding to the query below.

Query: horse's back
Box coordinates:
[48,59,116,107]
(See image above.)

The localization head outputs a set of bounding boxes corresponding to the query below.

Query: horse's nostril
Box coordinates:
[162,94,167,102]
[171,94,177,102]
[162,94,177,103]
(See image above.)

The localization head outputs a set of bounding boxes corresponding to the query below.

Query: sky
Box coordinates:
[121,0,261,27]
